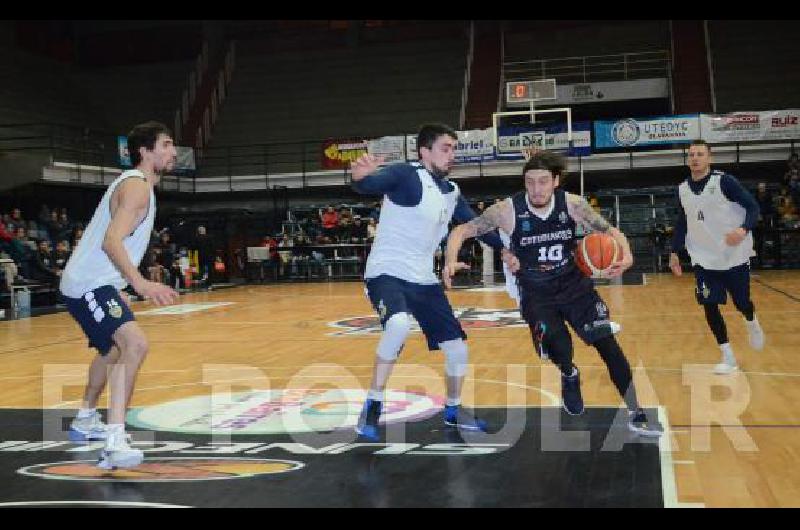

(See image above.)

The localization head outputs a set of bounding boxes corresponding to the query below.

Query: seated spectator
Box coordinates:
[366,218,378,242]
[475,201,486,216]
[15,227,37,253]
[7,208,25,232]
[30,239,60,286]
[350,216,367,243]
[337,215,353,242]
[53,240,71,271]
[339,207,353,224]
[320,206,339,240]
[788,153,800,172]
[57,211,74,243]
[71,227,85,250]
[778,188,799,226]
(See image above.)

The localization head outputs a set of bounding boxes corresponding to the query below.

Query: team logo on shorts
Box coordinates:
[377,299,387,320]
[106,299,123,319]
[328,307,527,336]
[17,458,304,482]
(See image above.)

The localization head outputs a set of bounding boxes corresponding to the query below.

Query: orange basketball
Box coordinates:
[575,233,619,278]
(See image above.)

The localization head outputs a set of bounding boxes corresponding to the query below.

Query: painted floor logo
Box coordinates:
[328,307,526,336]
[136,302,235,316]
[127,388,445,435]
[17,457,304,482]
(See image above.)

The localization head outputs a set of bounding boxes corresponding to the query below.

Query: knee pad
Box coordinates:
[440,338,469,377]
[376,312,411,362]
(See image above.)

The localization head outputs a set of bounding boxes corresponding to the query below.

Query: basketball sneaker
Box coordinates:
[628,409,664,437]
[97,427,143,470]
[68,411,108,442]
[745,317,765,350]
[443,405,488,432]
[562,367,585,415]
[355,399,382,442]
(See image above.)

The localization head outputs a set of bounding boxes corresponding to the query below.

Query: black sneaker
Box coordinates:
[561,367,584,415]
[628,409,664,437]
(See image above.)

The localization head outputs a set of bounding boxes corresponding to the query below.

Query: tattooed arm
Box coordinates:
[443,200,516,288]
[566,193,633,278]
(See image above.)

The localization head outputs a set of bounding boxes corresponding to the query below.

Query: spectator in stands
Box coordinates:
[366,218,378,242]
[44,210,62,241]
[38,204,51,227]
[15,227,37,252]
[0,218,25,265]
[338,214,353,242]
[778,186,799,227]
[756,182,776,228]
[145,248,165,284]
[305,216,321,241]
[339,207,354,224]
[72,227,85,250]
[367,201,381,220]
[57,211,74,243]
[320,206,339,240]
[350,216,367,243]
[53,240,71,271]
[475,201,486,216]
[8,208,25,231]
[192,225,215,285]
[30,239,61,287]
[155,231,175,282]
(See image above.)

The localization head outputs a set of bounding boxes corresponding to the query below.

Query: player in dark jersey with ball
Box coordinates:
[444,149,662,436]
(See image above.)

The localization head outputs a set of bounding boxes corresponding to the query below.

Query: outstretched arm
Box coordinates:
[444,200,515,288]
[566,193,633,278]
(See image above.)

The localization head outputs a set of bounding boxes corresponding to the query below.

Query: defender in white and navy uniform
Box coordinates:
[350,124,505,441]
[671,140,764,374]
[357,161,503,350]
[60,170,155,355]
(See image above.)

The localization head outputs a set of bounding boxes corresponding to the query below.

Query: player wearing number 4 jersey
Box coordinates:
[445,148,663,437]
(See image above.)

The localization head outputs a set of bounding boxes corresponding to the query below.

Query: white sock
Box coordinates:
[77,407,96,418]
[446,398,461,407]
[105,423,125,446]
[366,389,384,402]
[719,343,737,365]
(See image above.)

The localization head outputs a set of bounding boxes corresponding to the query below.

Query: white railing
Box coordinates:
[44,141,796,192]
[504,50,670,84]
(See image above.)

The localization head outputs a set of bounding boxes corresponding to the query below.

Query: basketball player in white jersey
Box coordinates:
[670,139,764,374]
[350,123,510,441]
[60,121,179,469]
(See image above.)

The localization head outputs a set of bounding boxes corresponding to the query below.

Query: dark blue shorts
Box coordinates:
[64,285,135,355]
[693,263,751,306]
[519,286,613,346]
[365,275,466,351]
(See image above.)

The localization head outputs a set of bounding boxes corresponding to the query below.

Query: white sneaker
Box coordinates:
[746,318,765,350]
[97,429,143,470]
[714,361,739,375]
[69,412,107,442]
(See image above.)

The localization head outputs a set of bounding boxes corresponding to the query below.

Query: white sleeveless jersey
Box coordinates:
[364,163,459,285]
[678,171,754,270]
[60,170,156,298]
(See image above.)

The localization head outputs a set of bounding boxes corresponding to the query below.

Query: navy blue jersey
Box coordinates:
[510,189,580,283]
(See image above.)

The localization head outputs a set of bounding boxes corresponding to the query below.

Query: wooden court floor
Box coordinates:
[1,270,799,507]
